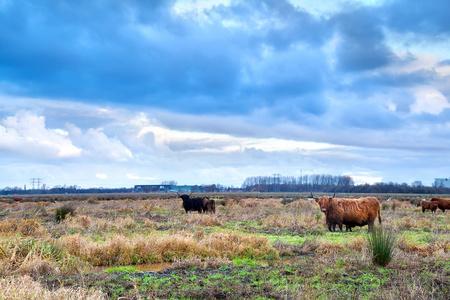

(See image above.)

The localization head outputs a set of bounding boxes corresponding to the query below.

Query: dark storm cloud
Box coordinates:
[331,7,395,72]
[0,0,331,116]
[0,0,449,126]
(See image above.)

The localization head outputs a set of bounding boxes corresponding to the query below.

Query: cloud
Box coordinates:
[411,87,450,115]
[2,1,450,188]
[96,173,108,179]
[0,110,82,159]
[64,123,134,162]
[126,174,156,180]
[381,0,450,37]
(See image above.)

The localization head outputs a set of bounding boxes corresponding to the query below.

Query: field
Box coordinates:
[0,193,449,299]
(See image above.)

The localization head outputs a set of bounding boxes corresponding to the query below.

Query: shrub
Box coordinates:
[55,205,75,222]
[367,228,396,267]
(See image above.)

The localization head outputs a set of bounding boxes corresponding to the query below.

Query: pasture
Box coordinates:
[0,193,448,299]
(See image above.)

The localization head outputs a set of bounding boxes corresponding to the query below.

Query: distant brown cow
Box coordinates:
[202,197,216,214]
[430,197,450,213]
[420,200,438,213]
[315,196,381,232]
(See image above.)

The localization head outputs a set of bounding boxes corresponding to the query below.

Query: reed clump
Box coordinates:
[367,228,397,266]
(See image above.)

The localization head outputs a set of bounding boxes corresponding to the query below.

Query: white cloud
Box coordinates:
[96,173,108,179]
[126,174,156,180]
[411,87,450,115]
[345,172,383,185]
[137,122,339,154]
[0,110,82,159]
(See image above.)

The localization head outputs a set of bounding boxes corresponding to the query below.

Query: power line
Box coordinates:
[30,178,43,190]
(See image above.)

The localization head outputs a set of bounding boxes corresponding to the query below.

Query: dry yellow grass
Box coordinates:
[62,215,139,232]
[316,236,368,255]
[60,230,278,266]
[185,214,222,226]
[0,275,106,299]
[144,219,159,228]
[261,212,323,229]
[0,236,91,277]
[391,216,435,230]
[397,237,450,257]
[0,218,48,237]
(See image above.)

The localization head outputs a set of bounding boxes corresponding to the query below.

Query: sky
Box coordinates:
[1,0,450,189]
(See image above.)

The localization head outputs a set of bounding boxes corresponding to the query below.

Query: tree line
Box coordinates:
[241,174,354,192]
[241,174,450,194]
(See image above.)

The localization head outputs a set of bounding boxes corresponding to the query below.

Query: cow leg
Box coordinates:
[338,224,343,232]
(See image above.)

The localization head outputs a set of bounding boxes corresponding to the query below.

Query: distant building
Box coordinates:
[434,178,450,188]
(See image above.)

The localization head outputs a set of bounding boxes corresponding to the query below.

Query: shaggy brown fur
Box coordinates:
[420,200,438,213]
[315,196,343,232]
[202,197,216,214]
[430,197,450,213]
[315,196,381,232]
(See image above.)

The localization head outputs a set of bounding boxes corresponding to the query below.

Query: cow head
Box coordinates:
[314,193,335,213]
[178,193,192,202]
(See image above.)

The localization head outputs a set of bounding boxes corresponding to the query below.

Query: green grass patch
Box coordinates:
[104,266,141,274]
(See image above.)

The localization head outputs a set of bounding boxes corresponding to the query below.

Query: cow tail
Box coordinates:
[378,205,382,225]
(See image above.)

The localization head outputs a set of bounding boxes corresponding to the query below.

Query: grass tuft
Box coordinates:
[367,228,396,267]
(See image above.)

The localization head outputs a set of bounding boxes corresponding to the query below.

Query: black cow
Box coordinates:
[178,193,205,214]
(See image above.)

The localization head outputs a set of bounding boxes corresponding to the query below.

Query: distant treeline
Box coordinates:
[333,182,449,194]
[241,174,450,194]
[241,174,354,192]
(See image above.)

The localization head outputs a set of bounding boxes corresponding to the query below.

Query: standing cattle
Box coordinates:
[314,195,381,232]
[420,200,438,213]
[430,197,450,213]
[178,193,204,214]
[178,193,215,214]
[202,197,216,214]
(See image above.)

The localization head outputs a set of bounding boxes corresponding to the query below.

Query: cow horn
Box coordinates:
[310,192,314,198]
[332,192,336,198]
[177,192,181,197]
[189,192,193,196]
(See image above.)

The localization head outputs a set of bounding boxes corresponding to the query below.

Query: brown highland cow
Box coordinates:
[315,196,381,232]
[202,197,216,214]
[420,200,438,213]
[430,197,450,213]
